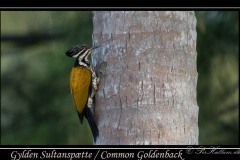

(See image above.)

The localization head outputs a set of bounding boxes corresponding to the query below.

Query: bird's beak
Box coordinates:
[91,45,101,50]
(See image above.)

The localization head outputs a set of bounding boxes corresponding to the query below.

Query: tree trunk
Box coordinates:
[92,11,198,145]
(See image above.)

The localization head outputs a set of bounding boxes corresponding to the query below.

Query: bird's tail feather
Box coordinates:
[78,112,84,124]
[82,107,99,143]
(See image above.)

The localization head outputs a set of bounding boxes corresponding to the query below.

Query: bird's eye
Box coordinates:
[79,45,85,51]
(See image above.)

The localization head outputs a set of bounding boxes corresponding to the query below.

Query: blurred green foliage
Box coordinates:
[1,11,239,145]
[196,11,239,144]
[1,11,94,144]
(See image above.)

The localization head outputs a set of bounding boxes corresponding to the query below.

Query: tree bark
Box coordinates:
[92,11,198,145]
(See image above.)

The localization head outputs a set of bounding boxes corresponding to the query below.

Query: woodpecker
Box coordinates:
[66,44,100,143]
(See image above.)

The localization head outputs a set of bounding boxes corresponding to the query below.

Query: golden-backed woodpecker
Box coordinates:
[66,44,100,142]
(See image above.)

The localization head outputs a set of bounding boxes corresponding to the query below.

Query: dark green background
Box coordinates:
[1,11,238,145]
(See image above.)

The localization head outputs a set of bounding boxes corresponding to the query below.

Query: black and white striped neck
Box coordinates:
[74,59,90,68]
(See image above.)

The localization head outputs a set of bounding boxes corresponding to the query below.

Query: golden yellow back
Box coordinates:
[70,66,92,113]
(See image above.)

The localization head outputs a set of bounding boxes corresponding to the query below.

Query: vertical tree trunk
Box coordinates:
[92,11,198,145]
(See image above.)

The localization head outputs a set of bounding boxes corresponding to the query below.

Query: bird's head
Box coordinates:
[65,44,90,58]
[66,44,100,62]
